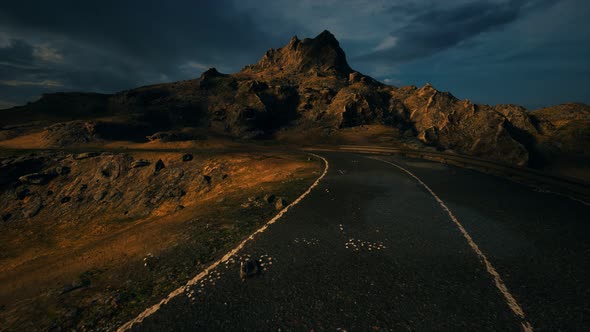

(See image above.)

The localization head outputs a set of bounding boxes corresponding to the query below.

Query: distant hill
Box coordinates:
[1,30,589,171]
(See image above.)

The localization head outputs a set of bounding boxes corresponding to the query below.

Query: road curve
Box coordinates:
[124,151,590,331]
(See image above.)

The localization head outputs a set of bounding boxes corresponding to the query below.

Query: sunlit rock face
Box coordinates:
[4,31,589,167]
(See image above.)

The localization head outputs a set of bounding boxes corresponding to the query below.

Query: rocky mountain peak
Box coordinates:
[199,67,224,80]
[243,30,352,77]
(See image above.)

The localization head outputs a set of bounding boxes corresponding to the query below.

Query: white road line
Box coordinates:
[372,157,533,332]
[117,153,329,332]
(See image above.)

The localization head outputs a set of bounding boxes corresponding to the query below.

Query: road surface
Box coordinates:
[124,151,590,331]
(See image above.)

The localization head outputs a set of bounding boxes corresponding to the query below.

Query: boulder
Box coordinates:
[182,153,193,162]
[239,258,262,281]
[143,253,159,271]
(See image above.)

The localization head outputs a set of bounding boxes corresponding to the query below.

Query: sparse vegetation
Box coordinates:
[0,148,323,331]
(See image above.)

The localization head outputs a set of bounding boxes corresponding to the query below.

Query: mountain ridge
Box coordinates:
[1,30,589,172]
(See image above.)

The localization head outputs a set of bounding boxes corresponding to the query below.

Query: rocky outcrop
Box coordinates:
[0,151,233,223]
[43,121,100,147]
[389,84,530,165]
[529,103,590,161]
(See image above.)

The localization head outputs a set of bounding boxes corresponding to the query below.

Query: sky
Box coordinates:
[0,0,588,110]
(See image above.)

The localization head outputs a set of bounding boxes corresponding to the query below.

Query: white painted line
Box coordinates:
[373,157,533,332]
[117,153,329,331]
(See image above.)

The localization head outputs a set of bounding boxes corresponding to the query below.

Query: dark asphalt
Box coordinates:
[128,151,590,331]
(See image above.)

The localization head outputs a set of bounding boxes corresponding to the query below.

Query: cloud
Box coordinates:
[0,99,17,109]
[183,62,210,71]
[32,44,63,63]
[356,0,558,62]
[374,36,398,51]
[0,0,289,105]
[382,77,403,86]
[0,0,276,69]
[0,38,35,67]
[0,32,10,47]
[0,79,63,87]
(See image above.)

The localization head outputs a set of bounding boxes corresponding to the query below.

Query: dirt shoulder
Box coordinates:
[0,148,323,331]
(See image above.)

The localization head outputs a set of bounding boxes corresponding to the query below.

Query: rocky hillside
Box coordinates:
[0,151,222,224]
[1,31,589,168]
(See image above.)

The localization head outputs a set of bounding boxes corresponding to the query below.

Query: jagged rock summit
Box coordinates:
[2,31,589,172]
[242,30,352,78]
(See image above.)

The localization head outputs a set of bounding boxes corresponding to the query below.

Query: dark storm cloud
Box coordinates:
[0,0,271,66]
[0,0,281,107]
[356,0,557,62]
[0,39,35,68]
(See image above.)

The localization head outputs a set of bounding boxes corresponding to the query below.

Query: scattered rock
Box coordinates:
[173,188,186,197]
[61,280,89,294]
[203,175,212,185]
[131,160,150,168]
[143,253,158,271]
[55,166,71,175]
[19,172,57,185]
[73,152,99,160]
[243,196,264,208]
[23,199,43,218]
[154,159,165,173]
[110,191,123,200]
[263,194,276,204]
[16,188,31,200]
[100,160,120,179]
[182,153,193,162]
[93,191,107,201]
[274,197,288,210]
